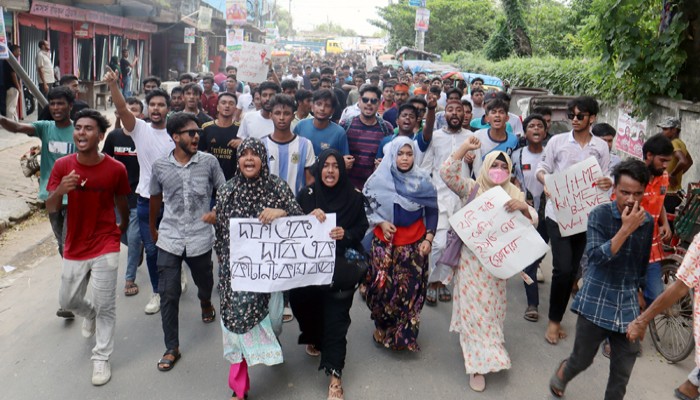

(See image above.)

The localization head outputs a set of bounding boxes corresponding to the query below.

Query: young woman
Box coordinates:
[363,137,438,351]
[291,149,369,400]
[214,138,303,400]
[440,137,537,392]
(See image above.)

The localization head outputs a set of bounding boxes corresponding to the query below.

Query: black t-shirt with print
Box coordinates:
[199,121,239,180]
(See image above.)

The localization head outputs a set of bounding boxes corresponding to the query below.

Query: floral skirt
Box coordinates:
[365,237,429,351]
[221,315,283,366]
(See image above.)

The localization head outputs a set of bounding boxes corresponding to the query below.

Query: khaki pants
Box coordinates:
[6,87,19,121]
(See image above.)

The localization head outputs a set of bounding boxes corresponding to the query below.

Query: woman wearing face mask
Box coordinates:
[291,149,369,400]
[363,137,438,351]
[214,138,303,400]
[440,137,536,392]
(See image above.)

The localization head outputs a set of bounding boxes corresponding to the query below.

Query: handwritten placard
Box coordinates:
[229,214,336,292]
[237,41,271,84]
[448,186,548,279]
[545,156,610,236]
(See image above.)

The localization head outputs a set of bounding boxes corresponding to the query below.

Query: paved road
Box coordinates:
[0,236,693,400]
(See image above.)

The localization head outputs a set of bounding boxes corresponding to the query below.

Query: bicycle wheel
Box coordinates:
[649,261,695,363]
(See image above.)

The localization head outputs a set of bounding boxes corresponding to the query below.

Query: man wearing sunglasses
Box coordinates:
[149,112,225,373]
[535,96,612,345]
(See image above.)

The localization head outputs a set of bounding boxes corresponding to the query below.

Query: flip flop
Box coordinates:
[675,388,700,400]
[549,359,567,398]
[124,281,139,296]
[438,286,452,302]
[283,306,294,323]
[201,302,216,324]
[305,344,321,357]
[426,287,437,306]
[157,349,181,372]
[469,373,485,392]
[523,305,539,322]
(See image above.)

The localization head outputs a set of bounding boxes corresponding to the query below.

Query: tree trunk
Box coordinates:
[503,0,533,57]
[679,0,700,101]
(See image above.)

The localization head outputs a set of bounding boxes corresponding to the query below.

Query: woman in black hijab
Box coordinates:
[291,148,369,400]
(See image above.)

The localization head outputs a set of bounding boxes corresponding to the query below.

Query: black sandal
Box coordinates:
[201,302,216,324]
[157,349,181,372]
[549,359,568,398]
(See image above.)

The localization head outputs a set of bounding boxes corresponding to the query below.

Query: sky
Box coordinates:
[284,0,390,35]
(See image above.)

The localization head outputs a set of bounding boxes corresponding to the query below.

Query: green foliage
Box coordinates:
[312,22,357,37]
[370,0,497,53]
[502,0,532,56]
[275,6,294,38]
[484,19,513,61]
[523,0,579,57]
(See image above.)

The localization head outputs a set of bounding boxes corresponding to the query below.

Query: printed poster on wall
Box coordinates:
[184,27,195,44]
[237,41,272,84]
[226,28,244,66]
[197,6,213,31]
[0,7,8,60]
[226,0,247,25]
[448,186,549,280]
[229,214,336,292]
[615,107,648,159]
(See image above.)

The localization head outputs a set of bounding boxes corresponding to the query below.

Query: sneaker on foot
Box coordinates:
[145,293,161,314]
[181,269,188,294]
[57,308,75,319]
[92,360,111,386]
[82,316,96,338]
[536,267,545,283]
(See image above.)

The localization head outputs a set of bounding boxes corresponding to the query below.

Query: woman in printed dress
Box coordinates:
[214,138,303,400]
[439,137,537,392]
[363,137,438,351]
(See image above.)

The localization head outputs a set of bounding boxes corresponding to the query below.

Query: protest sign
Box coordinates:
[237,41,271,84]
[449,186,548,279]
[226,28,244,65]
[229,214,336,292]
[544,156,610,236]
[615,107,647,159]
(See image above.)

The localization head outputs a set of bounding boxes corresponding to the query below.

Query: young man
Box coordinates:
[512,114,549,321]
[120,49,138,98]
[592,123,622,171]
[319,67,347,122]
[435,88,464,130]
[178,74,192,87]
[262,94,315,195]
[378,83,395,117]
[474,98,520,160]
[294,89,349,159]
[39,75,89,121]
[102,97,144,297]
[291,89,312,131]
[549,159,652,399]
[281,79,298,97]
[376,102,431,165]
[461,100,476,132]
[461,77,484,105]
[105,66,175,315]
[381,83,410,129]
[200,92,240,181]
[149,112,225,373]
[47,109,130,386]
[4,45,21,121]
[0,86,77,319]
[469,88,486,120]
[238,81,280,140]
[343,73,366,107]
[308,71,321,91]
[200,76,219,119]
[658,117,693,215]
[141,76,162,119]
[341,85,393,190]
[169,87,185,113]
[536,96,612,345]
[223,74,240,95]
[182,83,214,126]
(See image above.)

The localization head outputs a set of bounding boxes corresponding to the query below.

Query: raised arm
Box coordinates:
[103,66,136,132]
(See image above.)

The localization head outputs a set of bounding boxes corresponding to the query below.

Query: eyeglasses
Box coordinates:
[361,97,379,105]
[176,128,203,137]
[414,108,426,114]
[567,112,589,121]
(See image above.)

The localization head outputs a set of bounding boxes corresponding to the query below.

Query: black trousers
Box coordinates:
[562,315,640,400]
[157,248,214,350]
[290,285,354,377]
[546,218,587,322]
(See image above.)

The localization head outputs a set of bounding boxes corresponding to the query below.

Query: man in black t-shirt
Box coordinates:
[38,75,89,121]
[102,97,143,297]
[199,92,239,181]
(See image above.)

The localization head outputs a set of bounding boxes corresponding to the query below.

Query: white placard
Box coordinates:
[237,41,271,84]
[449,186,548,279]
[229,214,336,292]
[226,28,244,66]
[545,156,610,236]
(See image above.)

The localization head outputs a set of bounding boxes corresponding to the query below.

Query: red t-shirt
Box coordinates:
[201,92,219,119]
[47,154,131,261]
[643,172,669,262]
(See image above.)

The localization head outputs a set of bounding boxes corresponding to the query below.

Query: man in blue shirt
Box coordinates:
[294,89,350,167]
[549,159,653,400]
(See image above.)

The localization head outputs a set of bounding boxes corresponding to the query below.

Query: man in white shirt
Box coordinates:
[284,65,304,89]
[238,81,280,140]
[36,40,56,112]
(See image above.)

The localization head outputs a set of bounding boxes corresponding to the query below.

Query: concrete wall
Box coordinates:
[598,97,700,188]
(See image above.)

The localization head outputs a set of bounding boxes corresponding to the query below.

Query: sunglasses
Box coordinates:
[414,108,426,114]
[176,128,203,137]
[567,112,589,121]
[361,97,379,105]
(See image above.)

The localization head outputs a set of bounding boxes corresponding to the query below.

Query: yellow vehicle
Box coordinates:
[326,40,344,54]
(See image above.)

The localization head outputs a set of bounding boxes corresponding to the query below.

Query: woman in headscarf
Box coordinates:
[291,148,369,400]
[214,138,303,400]
[439,136,536,392]
[363,136,438,351]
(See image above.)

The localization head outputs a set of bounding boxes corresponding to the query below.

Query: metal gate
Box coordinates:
[19,25,44,85]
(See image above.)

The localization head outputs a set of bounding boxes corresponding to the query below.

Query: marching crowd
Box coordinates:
[2,47,700,400]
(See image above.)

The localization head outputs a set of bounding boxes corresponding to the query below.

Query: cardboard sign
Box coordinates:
[237,41,271,84]
[449,186,548,279]
[615,108,647,159]
[229,214,336,292]
[545,156,610,236]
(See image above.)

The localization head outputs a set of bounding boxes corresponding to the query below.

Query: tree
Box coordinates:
[370,0,498,54]
[312,22,357,37]
[502,0,532,56]
[523,0,578,58]
[275,6,294,38]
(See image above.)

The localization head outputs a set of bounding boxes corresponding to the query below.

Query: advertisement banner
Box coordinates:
[615,107,647,160]
[226,28,244,66]
[415,8,430,32]
[226,0,247,25]
[184,27,195,44]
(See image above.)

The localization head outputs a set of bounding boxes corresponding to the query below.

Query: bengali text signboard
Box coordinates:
[545,157,610,236]
[449,186,548,279]
[229,214,336,292]
[237,41,271,84]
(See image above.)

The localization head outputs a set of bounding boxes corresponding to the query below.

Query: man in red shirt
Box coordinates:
[47,109,130,386]
[201,76,219,118]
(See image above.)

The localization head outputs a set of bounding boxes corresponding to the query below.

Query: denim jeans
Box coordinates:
[116,207,142,282]
[157,248,214,350]
[561,315,639,400]
[644,262,663,306]
[59,252,119,361]
[121,73,132,98]
[137,196,162,292]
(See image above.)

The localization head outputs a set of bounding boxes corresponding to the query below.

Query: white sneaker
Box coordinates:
[82,316,96,338]
[91,360,111,386]
[181,269,188,294]
[145,293,161,314]
[537,267,545,283]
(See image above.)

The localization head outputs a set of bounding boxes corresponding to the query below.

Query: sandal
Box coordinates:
[124,281,139,296]
[306,344,321,357]
[524,305,539,322]
[426,287,437,306]
[549,359,568,398]
[201,302,216,323]
[438,285,452,302]
[469,373,486,392]
[283,306,294,323]
[157,349,181,372]
[328,382,344,400]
